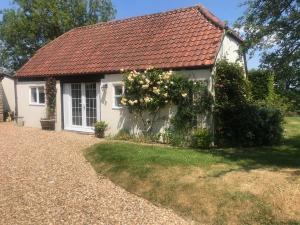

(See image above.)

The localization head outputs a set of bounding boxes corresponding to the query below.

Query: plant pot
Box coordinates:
[95,130,105,138]
[40,118,55,131]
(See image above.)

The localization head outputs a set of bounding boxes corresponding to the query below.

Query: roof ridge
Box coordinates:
[196,4,243,42]
[196,4,226,29]
[74,5,201,30]
[71,4,243,42]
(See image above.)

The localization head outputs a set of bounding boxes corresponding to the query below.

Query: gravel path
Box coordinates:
[0,123,189,225]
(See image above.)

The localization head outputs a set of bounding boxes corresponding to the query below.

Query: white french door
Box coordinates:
[63,82,100,132]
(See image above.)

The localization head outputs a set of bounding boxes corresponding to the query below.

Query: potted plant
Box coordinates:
[94,121,108,138]
[40,77,56,130]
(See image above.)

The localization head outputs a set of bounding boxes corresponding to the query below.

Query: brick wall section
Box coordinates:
[0,80,3,122]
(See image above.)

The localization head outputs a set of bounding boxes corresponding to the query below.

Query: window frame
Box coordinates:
[29,86,46,106]
[112,83,124,109]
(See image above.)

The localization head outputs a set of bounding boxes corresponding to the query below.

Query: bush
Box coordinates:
[190,128,212,149]
[162,128,213,149]
[215,104,283,147]
[254,95,290,114]
[95,121,108,138]
[113,129,161,143]
[162,129,189,147]
[215,59,249,108]
[215,60,284,147]
[283,90,300,113]
[114,129,132,140]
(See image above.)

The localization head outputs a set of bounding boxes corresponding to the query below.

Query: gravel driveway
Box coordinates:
[0,123,189,225]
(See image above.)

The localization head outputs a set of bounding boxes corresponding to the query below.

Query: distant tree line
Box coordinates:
[0,0,116,70]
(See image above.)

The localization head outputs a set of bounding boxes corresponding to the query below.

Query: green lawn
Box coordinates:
[85,117,300,225]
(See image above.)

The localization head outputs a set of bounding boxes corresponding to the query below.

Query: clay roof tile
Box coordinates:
[16,5,241,77]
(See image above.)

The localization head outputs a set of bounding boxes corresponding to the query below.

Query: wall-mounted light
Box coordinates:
[101,84,108,90]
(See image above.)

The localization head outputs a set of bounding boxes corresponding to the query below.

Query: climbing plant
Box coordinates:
[121,68,212,135]
[45,77,57,119]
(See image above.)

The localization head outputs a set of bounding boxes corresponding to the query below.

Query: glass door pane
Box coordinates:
[71,83,82,126]
[85,83,97,127]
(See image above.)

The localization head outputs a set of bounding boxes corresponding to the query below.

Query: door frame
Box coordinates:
[63,82,100,133]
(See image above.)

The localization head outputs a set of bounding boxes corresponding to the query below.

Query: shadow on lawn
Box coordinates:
[208,135,300,170]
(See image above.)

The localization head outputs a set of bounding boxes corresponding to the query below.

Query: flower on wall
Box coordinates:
[121,66,212,134]
[122,67,174,114]
[142,84,149,89]
[181,93,188,98]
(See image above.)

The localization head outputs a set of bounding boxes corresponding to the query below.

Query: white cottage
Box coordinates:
[15,5,245,134]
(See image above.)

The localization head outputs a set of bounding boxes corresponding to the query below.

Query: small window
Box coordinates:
[113,85,124,108]
[30,87,45,105]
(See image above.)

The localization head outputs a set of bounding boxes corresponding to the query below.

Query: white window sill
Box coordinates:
[112,106,123,110]
[29,103,45,106]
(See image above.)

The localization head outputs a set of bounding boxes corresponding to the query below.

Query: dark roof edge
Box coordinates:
[196,4,243,43]
[212,31,226,67]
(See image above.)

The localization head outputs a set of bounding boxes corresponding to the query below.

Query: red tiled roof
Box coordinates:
[16,5,241,77]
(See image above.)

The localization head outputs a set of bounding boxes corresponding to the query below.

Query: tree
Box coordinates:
[0,0,116,70]
[248,69,275,102]
[235,0,299,91]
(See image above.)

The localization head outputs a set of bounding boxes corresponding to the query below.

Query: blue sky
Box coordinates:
[0,0,259,68]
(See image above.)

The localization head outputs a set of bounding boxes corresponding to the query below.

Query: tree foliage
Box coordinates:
[235,0,299,91]
[248,69,275,101]
[0,0,116,70]
[248,69,291,113]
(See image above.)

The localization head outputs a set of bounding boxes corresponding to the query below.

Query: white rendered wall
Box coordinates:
[100,69,212,135]
[1,77,15,112]
[17,69,212,134]
[216,34,244,65]
[17,80,62,131]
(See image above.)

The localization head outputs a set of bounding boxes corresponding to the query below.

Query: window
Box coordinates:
[30,87,45,105]
[113,85,124,108]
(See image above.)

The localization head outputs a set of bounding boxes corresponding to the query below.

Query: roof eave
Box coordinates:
[15,64,214,79]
